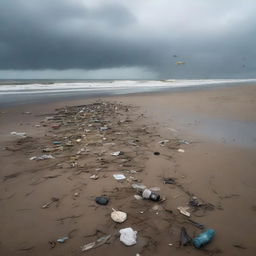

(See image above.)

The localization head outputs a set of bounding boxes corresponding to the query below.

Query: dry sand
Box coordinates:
[0,84,256,256]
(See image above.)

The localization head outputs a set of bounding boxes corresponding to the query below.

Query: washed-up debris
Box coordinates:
[180,139,190,145]
[30,154,55,160]
[42,197,59,209]
[22,111,31,115]
[100,126,109,131]
[178,149,185,153]
[163,178,176,184]
[193,229,215,248]
[81,234,111,251]
[177,206,191,217]
[52,141,62,145]
[180,227,192,246]
[119,227,137,246]
[159,139,170,145]
[134,195,143,200]
[95,196,109,205]
[154,152,160,155]
[149,187,161,192]
[132,183,147,191]
[142,189,160,201]
[113,174,126,180]
[187,219,204,229]
[111,208,127,223]
[90,174,99,180]
[42,147,58,152]
[52,124,61,129]
[10,131,27,137]
[48,241,56,249]
[189,196,203,207]
[76,138,82,143]
[111,151,124,156]
[57,236,69,243]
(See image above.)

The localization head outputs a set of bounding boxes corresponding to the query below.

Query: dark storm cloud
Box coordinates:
[0,0,256,78]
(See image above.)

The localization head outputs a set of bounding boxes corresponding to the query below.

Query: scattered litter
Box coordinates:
[95,196,109,205]
[180,139,190,145]
[42,197,59,209]
[74,192,79,197]
[188,219,204,229]
[113,174,126,180]
[193,229,215,248]
[22,111,31,114]
[48,241,56,248]
[149,187,161,192]
[81,234,111,251]
[134,195,143,200]
[100,126,109,131]
[10,131,27,137]
[159,139,169,145]
[53,141,62,145]
[180,227,192,246]
[132,183,147,191]
[142,189,160,201]
[111,151,124,156]
[57,236,69,243]
[154,152,160,155]
[30,154,55,161]
[111,208,127,223]
[163,178,176,184]
[119,227,137,246]
[189,196,203,207]
[177,206,191,217]
[52,124,61,129]
[76,138,82,143]
[90,174,99,180]
[178,149,185,153]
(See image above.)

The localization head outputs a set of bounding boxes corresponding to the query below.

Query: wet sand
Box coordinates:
[0,84,256,255]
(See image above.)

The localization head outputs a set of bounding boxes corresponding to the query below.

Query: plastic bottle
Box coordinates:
[192,229,215,248]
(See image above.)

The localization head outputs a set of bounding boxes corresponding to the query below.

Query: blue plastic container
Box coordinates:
[192,229,215,248]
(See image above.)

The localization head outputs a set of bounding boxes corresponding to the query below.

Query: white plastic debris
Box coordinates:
[177,206,191,217]
[29,154,55,160]
[134,195,143,200]
[57,236,69,243]
[111,208,127,223]
[81,234,111,251]
[90,174,99,180]
[131,183,147,191]
[113,174,126,180]
[158,139,169,145]
[10,131,27,137]
[100,126,109,131]
[119,228,137,246]
[178,149,185,153]
[142,189,152,199]
[111,151,124,156]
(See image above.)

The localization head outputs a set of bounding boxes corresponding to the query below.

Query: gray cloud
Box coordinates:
[0,0,256,78]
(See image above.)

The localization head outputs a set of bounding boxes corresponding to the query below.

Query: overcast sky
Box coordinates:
[0,0,255,79]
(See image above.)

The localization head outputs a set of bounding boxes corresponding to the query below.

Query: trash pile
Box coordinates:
[5,101,218,254]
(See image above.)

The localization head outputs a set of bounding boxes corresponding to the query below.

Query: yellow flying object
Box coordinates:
[176,61,186,65]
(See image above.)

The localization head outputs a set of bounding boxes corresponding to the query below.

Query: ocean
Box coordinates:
[0,79,255,107]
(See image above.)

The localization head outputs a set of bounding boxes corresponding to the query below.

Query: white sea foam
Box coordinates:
[0,79,255,95]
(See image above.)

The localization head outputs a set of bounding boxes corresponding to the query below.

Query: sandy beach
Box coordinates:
[0,84,256,256]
